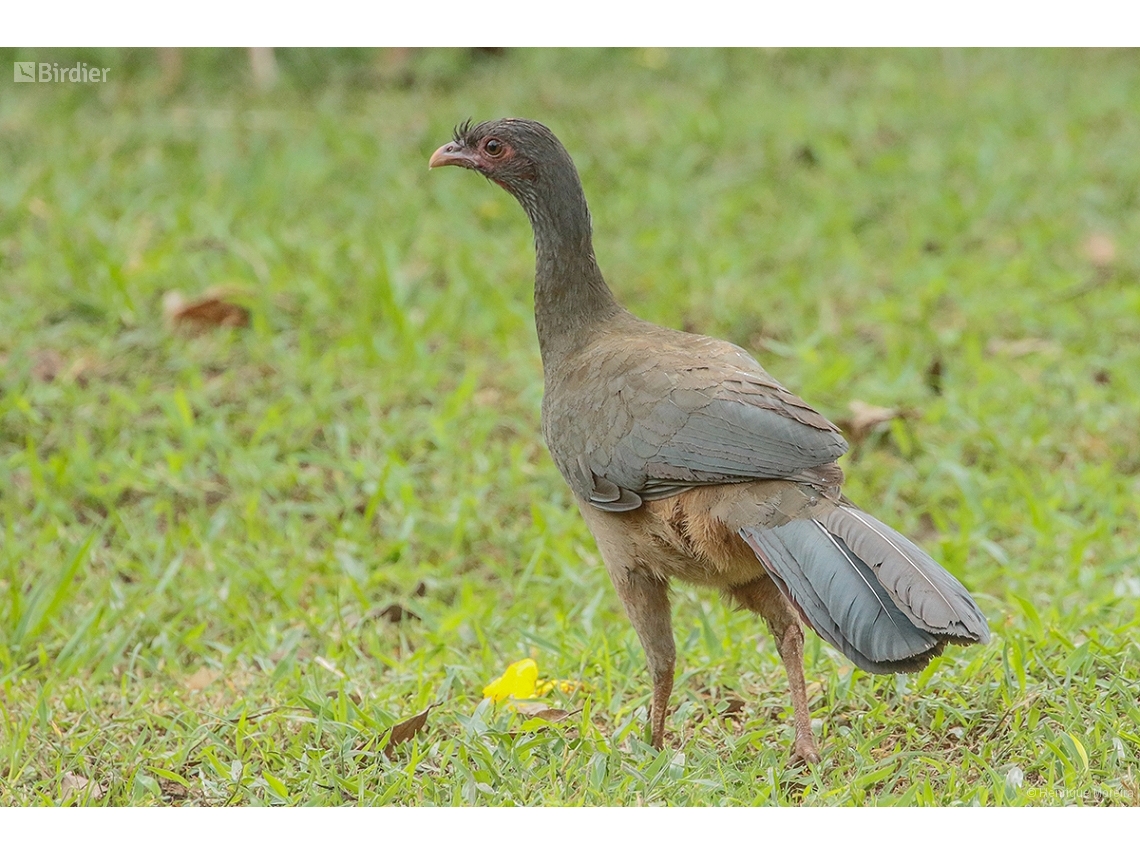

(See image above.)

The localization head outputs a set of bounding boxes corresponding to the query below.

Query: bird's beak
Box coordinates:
[429,142,477,170]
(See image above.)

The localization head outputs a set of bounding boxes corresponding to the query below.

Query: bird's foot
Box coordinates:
[789,737,821,767]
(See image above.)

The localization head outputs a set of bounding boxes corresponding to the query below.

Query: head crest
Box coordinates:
[453,118,473,144]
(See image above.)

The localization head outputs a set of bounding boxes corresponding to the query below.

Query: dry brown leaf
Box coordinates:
[913,512,939,542]
[31,349,66,383]
[63,354,97,387]
[373,603,421,624]
[839,400,907,442]
[925,356,944,396]
[159,779,191,802]
[28,350,97,386]
[513,701,577,722]
[793,143,819,168]
[1083,233,1116,267]
[163,288,250,331]
[383,703,439,758]
[718,697,746,717]
[473,387,503,407]
[60,771,105,801]
[186,667,219,691]
[985,338,1059,358]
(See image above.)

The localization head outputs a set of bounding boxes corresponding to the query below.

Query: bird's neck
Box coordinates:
[523,180,624,370]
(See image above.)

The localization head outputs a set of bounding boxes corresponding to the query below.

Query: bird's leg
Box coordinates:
[608,566,675,749]
[774,619,821,766]
[729,577,821,766]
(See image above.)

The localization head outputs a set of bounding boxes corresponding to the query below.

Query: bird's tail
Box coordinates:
[739,501,990,673]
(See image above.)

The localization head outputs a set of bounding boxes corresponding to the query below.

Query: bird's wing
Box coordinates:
[548,329,849,510]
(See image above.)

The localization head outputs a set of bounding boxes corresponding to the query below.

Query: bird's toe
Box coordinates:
[789,738,821,767]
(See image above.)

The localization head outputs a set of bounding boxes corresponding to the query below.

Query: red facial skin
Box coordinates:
[429,137,518,190]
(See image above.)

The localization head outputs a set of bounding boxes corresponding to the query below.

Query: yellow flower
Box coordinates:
[483,658,539,702]
[483,659,590,712]
[536,678,585,696]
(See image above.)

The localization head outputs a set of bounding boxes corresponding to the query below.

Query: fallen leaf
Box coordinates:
[63,354,97,387]
[718,697,746,717]
[473,387,503,407]
[186,667,219,691]
[1083,232,1116,267]
[60,771,105,801]
[326,689,362,704]
[985,338,1059,358]
[839,400,907,443]
[163,288,250,331]
[793,143,819,168]
[159,779,190,802]
[383,703,439,758]
[913,512,939,542]
[412,581,427,597]
[30,349,66,383]
[184,236,229,253]
[373,603,420,624]
[925,356,944,396]
[514,702,578,723]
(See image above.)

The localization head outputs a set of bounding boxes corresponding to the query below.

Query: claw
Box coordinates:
[790,738,822,766]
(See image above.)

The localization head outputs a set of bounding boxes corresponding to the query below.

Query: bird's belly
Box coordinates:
[577,489,769,591]
[641,538,766,589]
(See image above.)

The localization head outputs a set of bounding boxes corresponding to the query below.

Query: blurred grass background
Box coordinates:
[0,47,1138,805]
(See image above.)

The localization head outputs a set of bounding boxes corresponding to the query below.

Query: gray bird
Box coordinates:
[431,118,989,764]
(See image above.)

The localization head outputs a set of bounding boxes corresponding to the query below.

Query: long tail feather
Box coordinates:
[827,504,990,643]
[739,501,989,674]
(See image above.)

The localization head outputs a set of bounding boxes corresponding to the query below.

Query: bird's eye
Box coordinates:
[484,138,505,157]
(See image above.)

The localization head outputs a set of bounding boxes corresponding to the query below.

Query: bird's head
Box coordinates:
[430,117,594,256]
[429,118,580,200]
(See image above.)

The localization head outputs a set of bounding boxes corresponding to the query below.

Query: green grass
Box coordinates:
[1,47,1139,806]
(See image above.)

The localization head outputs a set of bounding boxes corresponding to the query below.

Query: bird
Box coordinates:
[430,118,990,764]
